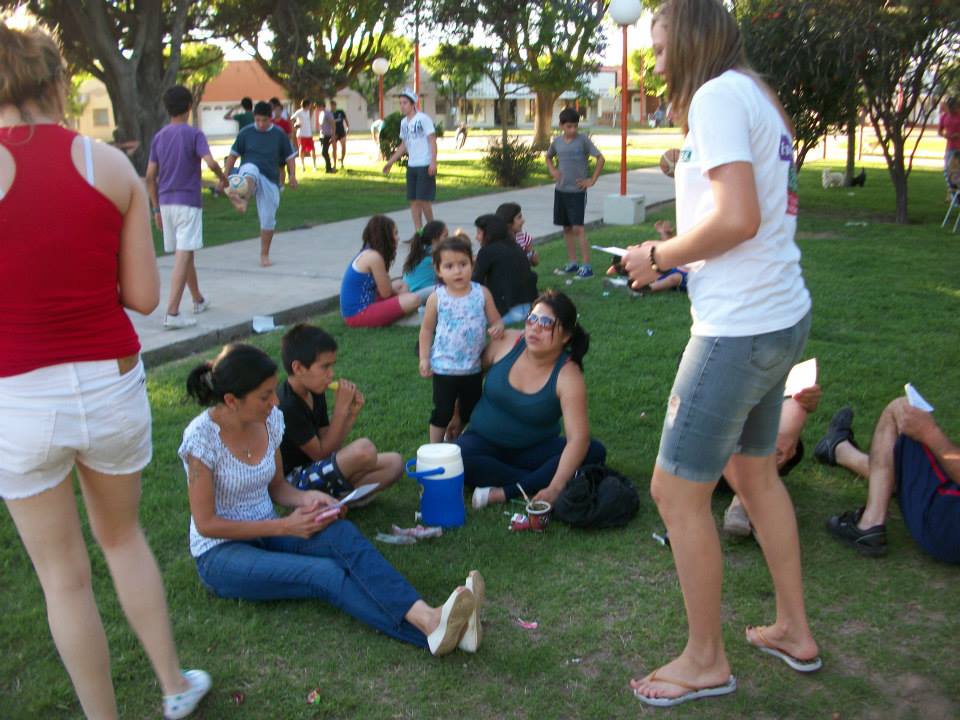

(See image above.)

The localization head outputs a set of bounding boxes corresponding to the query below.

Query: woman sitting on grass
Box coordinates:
[460,291,606,508]
[340,214,422,327]
[180,342,484,656]
[472,213,538,325]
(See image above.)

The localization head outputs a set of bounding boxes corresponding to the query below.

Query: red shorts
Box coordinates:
[344,296,406,328]
[298,137,315,153]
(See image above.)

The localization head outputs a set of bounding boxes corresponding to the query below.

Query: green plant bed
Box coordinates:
[6,169,956,719]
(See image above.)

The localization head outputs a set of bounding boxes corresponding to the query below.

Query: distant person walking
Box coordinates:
[331,99,349,168]
[0,18,210,719]
[939,96,960,199]
[270,97,294,187]
[223,101,298,267]
[318,99,336,174]
[146,85,227,330]
[224,96,254,131]
[383,88,438,232]
[291,99,317,173]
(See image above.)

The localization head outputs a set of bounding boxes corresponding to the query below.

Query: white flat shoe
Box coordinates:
[458,570,485,652]
[472,487,492,510]
[427,588,475,656]
[163,669,212,719]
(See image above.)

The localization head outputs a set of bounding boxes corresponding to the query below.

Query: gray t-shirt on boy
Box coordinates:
[546,133,601,193]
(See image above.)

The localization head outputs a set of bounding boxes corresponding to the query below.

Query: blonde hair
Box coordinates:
[0,13,67,121]
[653,0,793,136]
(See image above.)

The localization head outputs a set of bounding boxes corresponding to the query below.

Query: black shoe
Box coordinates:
[814,406,855,465]
[826,507,887,557]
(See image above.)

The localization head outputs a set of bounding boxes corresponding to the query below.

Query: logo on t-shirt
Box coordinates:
[778,134,792,162]
[679,148,692,163]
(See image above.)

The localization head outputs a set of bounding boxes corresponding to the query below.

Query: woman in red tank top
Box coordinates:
[0,18,210,719]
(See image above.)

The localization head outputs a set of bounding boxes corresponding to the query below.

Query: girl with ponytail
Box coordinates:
[180,343,486,658]
[456,290,606,508]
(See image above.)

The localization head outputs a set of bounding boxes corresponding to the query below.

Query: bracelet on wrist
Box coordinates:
[649,244,663,274]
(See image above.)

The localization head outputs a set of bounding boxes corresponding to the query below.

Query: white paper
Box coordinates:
[783,358,818,397]
[251,315,276,333]
[590,245,628,257]
[904,383,934,412]
[337,483,379,506]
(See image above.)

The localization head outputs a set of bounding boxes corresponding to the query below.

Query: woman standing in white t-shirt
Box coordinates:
[621,0,819,707]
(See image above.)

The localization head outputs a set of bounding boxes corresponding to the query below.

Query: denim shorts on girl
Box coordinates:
[0,356,152,499]
[657,311,811,483]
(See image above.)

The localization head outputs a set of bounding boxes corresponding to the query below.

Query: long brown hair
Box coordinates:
[653,0,793,136]
[0,14,66,122]
[361,214,398,268]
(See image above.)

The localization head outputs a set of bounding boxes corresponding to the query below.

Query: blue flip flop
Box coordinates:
[632,671,737,707]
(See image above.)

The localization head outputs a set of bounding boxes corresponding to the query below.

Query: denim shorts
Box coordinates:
[406,165,436,201]
[657,311,811,482]
[0,357,152,499]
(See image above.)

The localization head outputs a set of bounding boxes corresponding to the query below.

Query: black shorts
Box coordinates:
[335,129,347,139]
[430,373,483,428]
[406,165,437,202]
[553,189,586,227]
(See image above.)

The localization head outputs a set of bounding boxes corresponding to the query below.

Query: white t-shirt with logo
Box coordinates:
[291,108,313,138]
[400,111,436,167]
[675,69,810,337]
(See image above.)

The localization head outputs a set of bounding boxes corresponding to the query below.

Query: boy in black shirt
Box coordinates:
[277,324,402,500]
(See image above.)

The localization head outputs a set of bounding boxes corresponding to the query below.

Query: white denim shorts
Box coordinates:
[0,357,153,499]
[160,204,204,253]
[237,162,280,231]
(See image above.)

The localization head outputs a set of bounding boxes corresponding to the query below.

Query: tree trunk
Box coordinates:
[533,90,560,150]
[844,108,857,185]
[498,95,509,147]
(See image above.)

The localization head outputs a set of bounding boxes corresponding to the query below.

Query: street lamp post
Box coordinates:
[603,0,645,226]
[372,57,389,120]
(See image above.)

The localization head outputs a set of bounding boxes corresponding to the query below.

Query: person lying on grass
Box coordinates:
[179,342,485,656]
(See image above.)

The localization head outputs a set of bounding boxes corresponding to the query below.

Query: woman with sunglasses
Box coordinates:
[457,291,606,508]
[621,0,818,708]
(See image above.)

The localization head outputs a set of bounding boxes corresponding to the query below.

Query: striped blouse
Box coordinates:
[179,406,285,558]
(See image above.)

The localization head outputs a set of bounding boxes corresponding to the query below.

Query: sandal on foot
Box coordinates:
[459,570,485,653]
[746,626,823,673]
[813,407,856,465]
[472,487,492,510]
[632,670,737,707]
[163,669,212,719]
[427,588,475,656]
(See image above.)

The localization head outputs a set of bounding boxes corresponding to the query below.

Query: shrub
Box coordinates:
[378,111,405,166]
[434,120,445,138]
[483,137,540,187]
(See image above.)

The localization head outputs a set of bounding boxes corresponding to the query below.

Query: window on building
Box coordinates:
[435,97,449,117]
[93,108,110,127]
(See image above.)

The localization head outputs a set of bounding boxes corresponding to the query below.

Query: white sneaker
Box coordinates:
[192,298,209,314]
[472,487,492,510]
[163,313,197,330]
[723,497,752,537]
[163,669,212,719]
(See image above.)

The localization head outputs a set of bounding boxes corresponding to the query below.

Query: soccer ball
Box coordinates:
[227,174,249,198]
[659,148,680,178]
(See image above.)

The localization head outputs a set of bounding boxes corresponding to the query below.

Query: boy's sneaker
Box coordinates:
[192,298,209,314]
[723,498,752,537]
[163,314,197,330]
[826,507,887,557]
[557,261,579,274]
[575,264,594,279]
[163,669,212,719]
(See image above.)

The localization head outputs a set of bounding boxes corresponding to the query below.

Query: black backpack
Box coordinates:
[553,464,640,529]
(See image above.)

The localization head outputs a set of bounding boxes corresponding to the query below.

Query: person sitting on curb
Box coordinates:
[817,399,960,563]
[277,323,402,502]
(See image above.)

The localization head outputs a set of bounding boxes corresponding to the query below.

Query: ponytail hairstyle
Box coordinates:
[361,214,398,269]
[533,290,590,370]
[186,343,278,406]
[474,213,511,247]
[402,219,447,274]
[0,13,67,122]
[652,0,793,136]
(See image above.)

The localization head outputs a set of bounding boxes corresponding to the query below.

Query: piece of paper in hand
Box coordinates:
[904,383,934,412]
[590,245,628,257]
[338,483,379,506]
[252,315,276,333]
[784,358,818,397]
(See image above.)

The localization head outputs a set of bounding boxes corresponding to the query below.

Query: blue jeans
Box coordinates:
[458,431,607,500]
[195,520,427,647]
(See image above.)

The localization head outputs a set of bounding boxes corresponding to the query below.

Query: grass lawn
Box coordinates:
[3,167,958,719]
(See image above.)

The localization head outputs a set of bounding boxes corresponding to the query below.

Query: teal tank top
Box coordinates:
[469,338,568,448]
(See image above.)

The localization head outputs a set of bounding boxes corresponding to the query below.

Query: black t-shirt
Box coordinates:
[277,378,329,476]
[333,109,348,135]
[473,240,539,315]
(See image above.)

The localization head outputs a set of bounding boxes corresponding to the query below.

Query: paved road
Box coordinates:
[133,166,676,365]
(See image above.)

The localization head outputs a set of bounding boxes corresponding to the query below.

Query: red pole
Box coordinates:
[620,24,628,196]
[378,75,384,120]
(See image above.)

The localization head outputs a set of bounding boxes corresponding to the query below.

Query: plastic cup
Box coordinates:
[525,501,552,532]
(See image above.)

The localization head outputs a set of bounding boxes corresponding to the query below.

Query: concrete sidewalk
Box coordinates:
[134,167,675,366]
